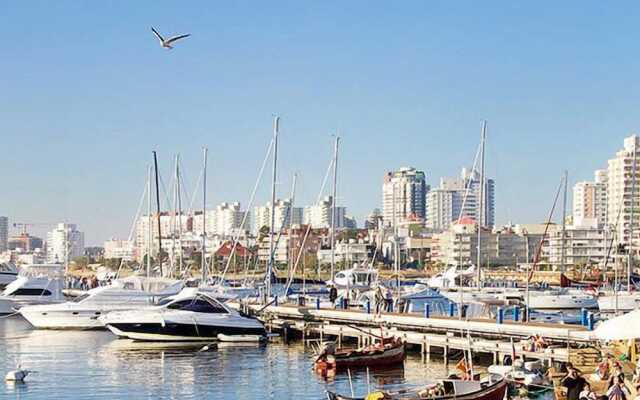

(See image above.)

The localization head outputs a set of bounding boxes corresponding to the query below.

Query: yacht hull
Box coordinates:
[597,293,640,313]
[527,294,597,310]
[21,307,123,329]
[105,322,266,342]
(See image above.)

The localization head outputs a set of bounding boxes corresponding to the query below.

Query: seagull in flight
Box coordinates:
[151,27,191,49]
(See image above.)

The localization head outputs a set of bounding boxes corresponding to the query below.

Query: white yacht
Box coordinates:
[326,266,379,290]
[0,264,65,314]
[526,289,598,310]
[597,291,640,313]
[0,262,18,290]
[100,289,266,341]
[423,265,476,289]
[19,279,184,329]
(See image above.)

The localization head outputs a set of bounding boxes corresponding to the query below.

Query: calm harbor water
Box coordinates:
[1,314,558,399]
[1,316,464,400]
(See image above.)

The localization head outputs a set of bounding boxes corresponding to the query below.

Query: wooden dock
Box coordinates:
[237,303,599,364]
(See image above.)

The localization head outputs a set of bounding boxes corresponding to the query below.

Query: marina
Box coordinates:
[4,2,640,400]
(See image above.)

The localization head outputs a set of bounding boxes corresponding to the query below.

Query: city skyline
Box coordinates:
[3,2,640,245]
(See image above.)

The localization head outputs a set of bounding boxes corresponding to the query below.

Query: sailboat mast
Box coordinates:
[176,154,183,274]
[287,173,298,286]
[330,135,340,282]
[147,165,152,279]
[561,170,568,273]
[267,116,279,298]
[170,155,178,276]
[152,151,163,277]
[202,147,208,284]
[476,121,487,288]
[629,147,637,291]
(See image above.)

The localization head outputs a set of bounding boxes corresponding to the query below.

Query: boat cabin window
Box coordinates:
[167,298,228,314]
[9,288,52,296]
[335,273,346,279]
[156,297,175,306]
[0,264,16,274]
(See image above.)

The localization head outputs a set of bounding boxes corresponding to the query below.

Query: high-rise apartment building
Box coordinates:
[46,223,85,263]
[573,169,608,228]
[426,168,495,230]
[304,196,347,229]
[382,167,427,227]
[0,216,7,253]
[254,199,303,233]
[607,135,640,245]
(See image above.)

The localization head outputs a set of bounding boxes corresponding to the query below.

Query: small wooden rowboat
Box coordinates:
[326,375,508,400]
[315,337,405,375]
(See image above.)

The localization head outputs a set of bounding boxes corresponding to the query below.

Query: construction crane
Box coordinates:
[12,222,56,235]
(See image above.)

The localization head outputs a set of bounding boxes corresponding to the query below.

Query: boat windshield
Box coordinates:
[166,296,228,314]
[72,293,91,303]
[156,297,174,306]
[353,272,376,284]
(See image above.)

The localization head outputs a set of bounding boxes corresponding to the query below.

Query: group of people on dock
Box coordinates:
[66,276,101,290]
[563,356,640,400]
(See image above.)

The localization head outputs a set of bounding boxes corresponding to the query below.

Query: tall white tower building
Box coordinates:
[382,167,427,227]
[254,199,302,233]
[573,169,608,228]
[426,168,495,230]
[304,196,346,229]
[46,223,85,264]
[607,135,640,246]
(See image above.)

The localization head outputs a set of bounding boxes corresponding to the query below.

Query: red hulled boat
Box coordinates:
[325,375,508,400]
[315,336,405,375]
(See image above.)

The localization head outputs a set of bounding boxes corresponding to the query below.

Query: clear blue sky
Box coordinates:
[2,1,639,245]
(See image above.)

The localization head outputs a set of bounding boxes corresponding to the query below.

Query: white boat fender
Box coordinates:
[198,343,218,352]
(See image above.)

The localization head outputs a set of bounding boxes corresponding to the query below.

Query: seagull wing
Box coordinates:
[151,27,165,43]
[165,33,191,45]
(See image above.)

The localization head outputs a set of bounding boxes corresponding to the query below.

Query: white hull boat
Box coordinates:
[0,264,65,314]
[527,290,597,310]
[19,281,182,330]
[0,263,18,290]
[101,289,266,342]
[597,291,640,313]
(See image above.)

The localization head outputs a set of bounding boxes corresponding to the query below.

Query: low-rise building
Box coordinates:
[546,217,613,268]
[103,239,134,261]
[317,239,369,266]
[431,218,543,267]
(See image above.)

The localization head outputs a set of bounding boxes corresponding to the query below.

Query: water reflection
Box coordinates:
[1,316,548,399]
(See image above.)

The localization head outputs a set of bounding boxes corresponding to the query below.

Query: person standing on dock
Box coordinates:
[607,375,630,400]
[384,288,393,313]
[579,382,597,400]
[563,365,586,400]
